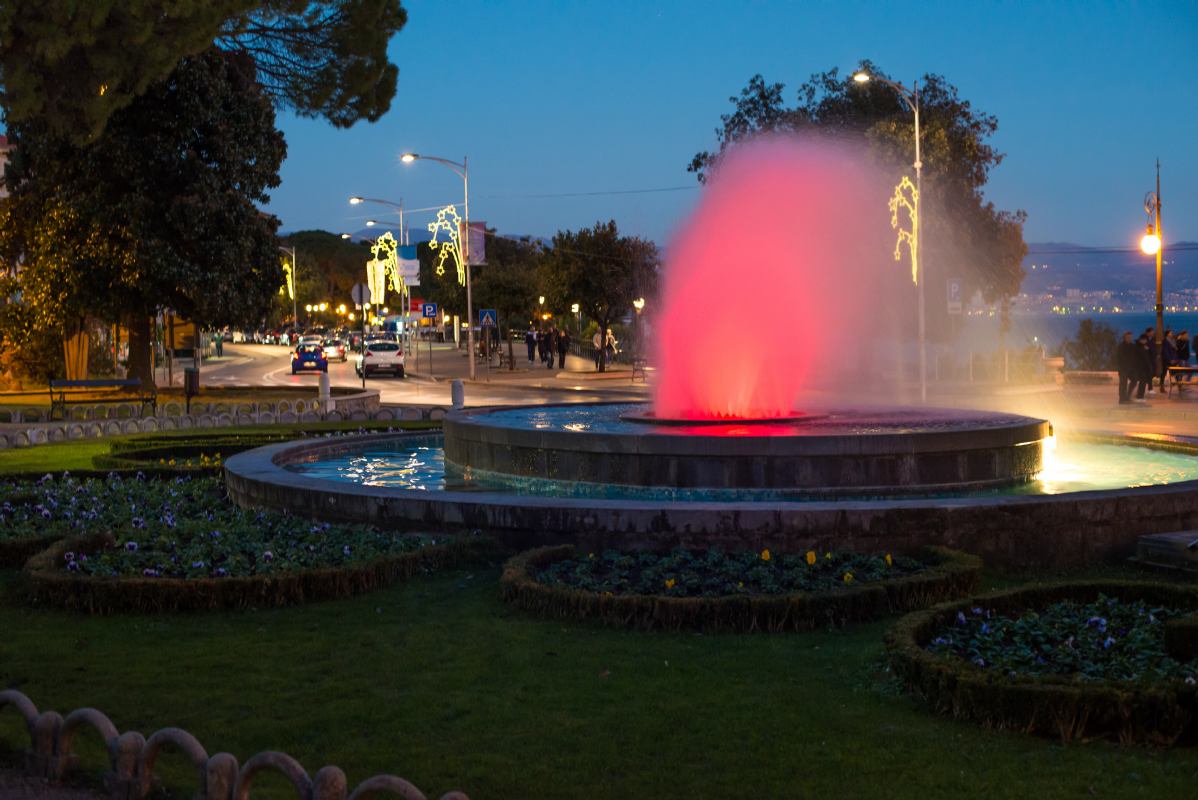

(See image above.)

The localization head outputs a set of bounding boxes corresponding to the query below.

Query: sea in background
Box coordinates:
[955,312,1198,354]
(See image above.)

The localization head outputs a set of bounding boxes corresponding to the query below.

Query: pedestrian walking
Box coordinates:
[1178,331,1192,366]
[557,328,570,370]
[1116,331,1137,404]
[546,327,557,369]
[592,329,603,369]
[525,326,536,364]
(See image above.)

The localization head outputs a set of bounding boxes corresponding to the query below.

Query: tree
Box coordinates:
[689,64,1027,331]
[0,49,287,383]
[473,232,541,369]
[0,0,407,143]
[1062,320,1118,371]
[281,230,378,317]
[538,221,658,372]
[416,241,466,324]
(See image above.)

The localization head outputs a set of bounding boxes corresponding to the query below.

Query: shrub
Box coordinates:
[886,581,1198,745]
[502,545,981,633]
[1061,319,1118,371]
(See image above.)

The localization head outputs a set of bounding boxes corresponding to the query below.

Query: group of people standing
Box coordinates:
[525,326,570,369]
[1116,327,1192,403]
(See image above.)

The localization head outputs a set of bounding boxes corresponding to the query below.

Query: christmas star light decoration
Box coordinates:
[365,231,404,305]
[427,205,465,285]
[280,256,295,299]
[889,175,919,285]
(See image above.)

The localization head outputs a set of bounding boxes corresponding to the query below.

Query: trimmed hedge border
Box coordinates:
[885,581,1198,745]
[500,545,981,633]
[22,531,500,614]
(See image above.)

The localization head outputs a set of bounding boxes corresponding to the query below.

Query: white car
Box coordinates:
[322,339,348,362]
[356,340,405,378]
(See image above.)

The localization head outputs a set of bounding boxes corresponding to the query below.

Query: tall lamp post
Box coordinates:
[350,196,407,244]
[1141,160,1164,383]
[400,153,476,379]
[853,70,926,403]
[278,245,298,330]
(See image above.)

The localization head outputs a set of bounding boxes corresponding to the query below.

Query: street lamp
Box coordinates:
[853,69,927,403]
[400,152,475,379]
[348,197,407,244]
[1142,159,1164,382]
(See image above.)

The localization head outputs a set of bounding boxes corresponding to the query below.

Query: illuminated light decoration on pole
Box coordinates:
[427,205,465,285]
[1141,159,1165,381]
[889,176,919,285]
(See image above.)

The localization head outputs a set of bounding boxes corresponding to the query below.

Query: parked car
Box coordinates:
[291,343,328,374]
[322,338,347,362]
[355,340,405,378]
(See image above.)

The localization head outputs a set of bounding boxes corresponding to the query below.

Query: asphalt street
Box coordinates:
[165,342,651,407]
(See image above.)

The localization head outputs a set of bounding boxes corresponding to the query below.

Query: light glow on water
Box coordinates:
[285,436,1198,501]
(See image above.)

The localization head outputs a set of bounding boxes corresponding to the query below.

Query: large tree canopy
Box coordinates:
[0,49,287,382]
[0,0,406,143]
[538,221,658,372]
[689,64,1026,320]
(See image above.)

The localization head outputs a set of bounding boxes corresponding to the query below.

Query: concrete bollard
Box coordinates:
[319,372,332,413]
[451,380,465,409]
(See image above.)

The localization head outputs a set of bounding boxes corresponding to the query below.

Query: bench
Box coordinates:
[48,378,157,420]
[1167,366,1198,397]
[631,357,648,382]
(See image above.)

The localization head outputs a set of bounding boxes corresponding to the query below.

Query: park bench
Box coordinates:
[632,357,648,382]
[1167,366,1198,397]
[48,378,157,420]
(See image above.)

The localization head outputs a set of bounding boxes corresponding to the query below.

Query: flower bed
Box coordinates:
[11,473,496,611]
[886,581,1198,745]
[501,545,981,632]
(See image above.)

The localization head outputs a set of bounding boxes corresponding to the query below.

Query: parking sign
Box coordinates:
[421,303,438,319]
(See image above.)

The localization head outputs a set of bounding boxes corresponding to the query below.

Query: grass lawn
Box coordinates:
[1,564,1196,799]
[0,421,437,475]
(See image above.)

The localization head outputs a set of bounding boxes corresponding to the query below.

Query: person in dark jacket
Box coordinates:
[557,329,570,370]
[1135,333,1154,401]
[525,326,537,364]
[1116,331,1138,404]
[1178,331,1192,366]
[545,327,557,369]
[1162,329,1178,390]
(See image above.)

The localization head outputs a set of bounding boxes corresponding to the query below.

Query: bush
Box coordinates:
[886,581,1198,745]
[502,545,981,633]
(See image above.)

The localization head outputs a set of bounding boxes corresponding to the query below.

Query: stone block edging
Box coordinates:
[22,532,495,614]
[500,545,981,632]
[885,580,1198,745]
[0,689,470,799]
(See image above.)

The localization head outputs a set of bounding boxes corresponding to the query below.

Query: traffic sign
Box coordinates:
[351,283,369,307]
[479,308,497,327]
[421,302,438,319]
[947,278,963,315]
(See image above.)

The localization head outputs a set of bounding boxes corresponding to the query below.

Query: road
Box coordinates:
[166,343,651,407]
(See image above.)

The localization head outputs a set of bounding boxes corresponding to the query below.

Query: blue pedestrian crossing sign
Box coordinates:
[421,302,438,319]
[479,309,497,327]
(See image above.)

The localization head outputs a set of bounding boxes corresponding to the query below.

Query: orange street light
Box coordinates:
[1140,228,1161,256]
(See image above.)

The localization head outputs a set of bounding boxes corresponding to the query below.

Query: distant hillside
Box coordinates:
[1022,241,1198,293]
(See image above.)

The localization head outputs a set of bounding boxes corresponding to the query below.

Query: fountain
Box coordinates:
[225,138,1198,568]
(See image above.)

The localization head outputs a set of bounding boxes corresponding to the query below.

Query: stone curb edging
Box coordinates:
[21,533,497,614]
[0,405,450,451]
[500,545,982,632]
[884,580,1198,745]
[0,689,469,800]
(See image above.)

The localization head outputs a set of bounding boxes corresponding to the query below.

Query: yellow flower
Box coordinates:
[805,551,816,566]
[885,553,893,567]
[588,552,595,560]
[760,549,771,562]
[664,578,676,589]
[737,581,744,589]
[843,572,854,584]
[168,459,176,466]
[824,552,832,560]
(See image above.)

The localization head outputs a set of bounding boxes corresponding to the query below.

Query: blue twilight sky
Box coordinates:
[266,0,1198,248]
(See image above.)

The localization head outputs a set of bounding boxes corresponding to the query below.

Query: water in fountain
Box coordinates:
[652,136,895,420]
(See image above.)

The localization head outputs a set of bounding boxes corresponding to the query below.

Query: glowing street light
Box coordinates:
[852,68,927,403]
[400,151,476,378]
[1142,160,1165,382]
[632,297,646,312]
[278,245,298,327]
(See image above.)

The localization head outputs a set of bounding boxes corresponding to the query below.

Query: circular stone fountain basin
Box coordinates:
[443,403,1050,493]
[223,403,1198,569]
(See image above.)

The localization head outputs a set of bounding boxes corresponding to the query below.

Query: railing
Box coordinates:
[0,689,469,800]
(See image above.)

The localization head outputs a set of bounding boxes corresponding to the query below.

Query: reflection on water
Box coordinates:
[284,436,1198,502]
